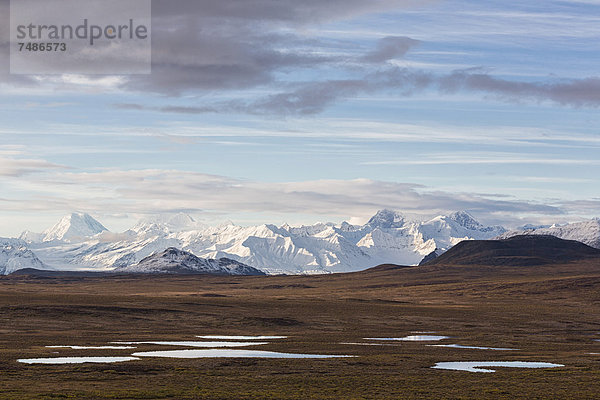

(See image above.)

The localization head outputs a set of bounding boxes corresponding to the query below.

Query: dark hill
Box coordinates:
[117,247,266,275]
[424,235,600,266]
[365,263,416,272]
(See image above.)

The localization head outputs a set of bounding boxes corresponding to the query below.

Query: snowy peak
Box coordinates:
[417,212,506,255]
[0,238,48,275]
[429,211,505,235]
[339,221,359,232]
[118,247,265,275]
[131,213,202,236]
[366,209,406,229]
[448,211,482,230]
[19,230,44,243]
[43,213,108,242]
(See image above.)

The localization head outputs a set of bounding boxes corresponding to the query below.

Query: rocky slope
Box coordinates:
[117,247,265,275]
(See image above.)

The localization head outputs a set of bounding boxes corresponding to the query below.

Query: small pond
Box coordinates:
[428,344,516,351]
[431,361,564,373]
[196,335,287,340]
[365,335,450,341]
[131,349,354,359]
[18,357,139,364]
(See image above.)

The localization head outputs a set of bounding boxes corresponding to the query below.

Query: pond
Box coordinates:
[196,335,287,340]
[365,335,450,341]
[112,341,268,347]
[46,345,136,350]
[428,344,516,351]
[431,361,564,373]
[131,349,354,359]
[18,356,139,364]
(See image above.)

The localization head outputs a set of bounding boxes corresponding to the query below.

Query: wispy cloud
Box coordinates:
[361,36,421,63]
[0,167,567,221]
[440,71,600,108]
[363,153,600,166]
[113,67,600,115]
[0,156,69,177]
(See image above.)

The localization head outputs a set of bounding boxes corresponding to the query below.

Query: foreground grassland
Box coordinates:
[1,261,600,399]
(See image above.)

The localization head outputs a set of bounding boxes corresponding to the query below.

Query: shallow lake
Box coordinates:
[365,335,450,341]
[428,344,516,351]
[131,349,354,359]
[112,341,268,347]
[196,335,287,340]
[46,345,136,350]
[18,356,139,364]
[432,361,564,373]
[340,342,399,346]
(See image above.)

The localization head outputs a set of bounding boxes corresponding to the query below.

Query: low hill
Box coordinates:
[422,235,600,267]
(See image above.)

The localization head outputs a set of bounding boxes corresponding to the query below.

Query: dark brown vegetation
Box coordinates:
[425,235,600,266]
[2,256,600,399]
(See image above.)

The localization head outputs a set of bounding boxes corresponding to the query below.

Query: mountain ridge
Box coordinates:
[10,210,600,275]
[16,209,506,274]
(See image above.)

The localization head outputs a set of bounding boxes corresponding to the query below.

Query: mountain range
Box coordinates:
[1,210,598,275]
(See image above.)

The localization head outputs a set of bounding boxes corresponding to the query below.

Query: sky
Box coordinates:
[1,0,600,236]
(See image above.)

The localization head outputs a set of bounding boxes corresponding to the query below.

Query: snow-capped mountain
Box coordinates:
[419,211,506,250]
[118,247,265,275]
[129,213,204,237]
[0,238,48,275]
[497,218,600,249]
[20,209,507,274]
[38,213,108,242]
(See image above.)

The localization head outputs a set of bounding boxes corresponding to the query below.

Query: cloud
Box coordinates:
[120,0,429,95]
[262,69,600,114]
[5,0,599,113]
[0,168,568,222]
[113,65,600,115]
[223,68,432,115]
[23,102,76,109]
[1,0,429,96]
[361,36,421,63]
[0,156,68,177]
[120,68,433,115]
[363,152,600,166]
[440,71,600,107]
[150,0,430,24]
